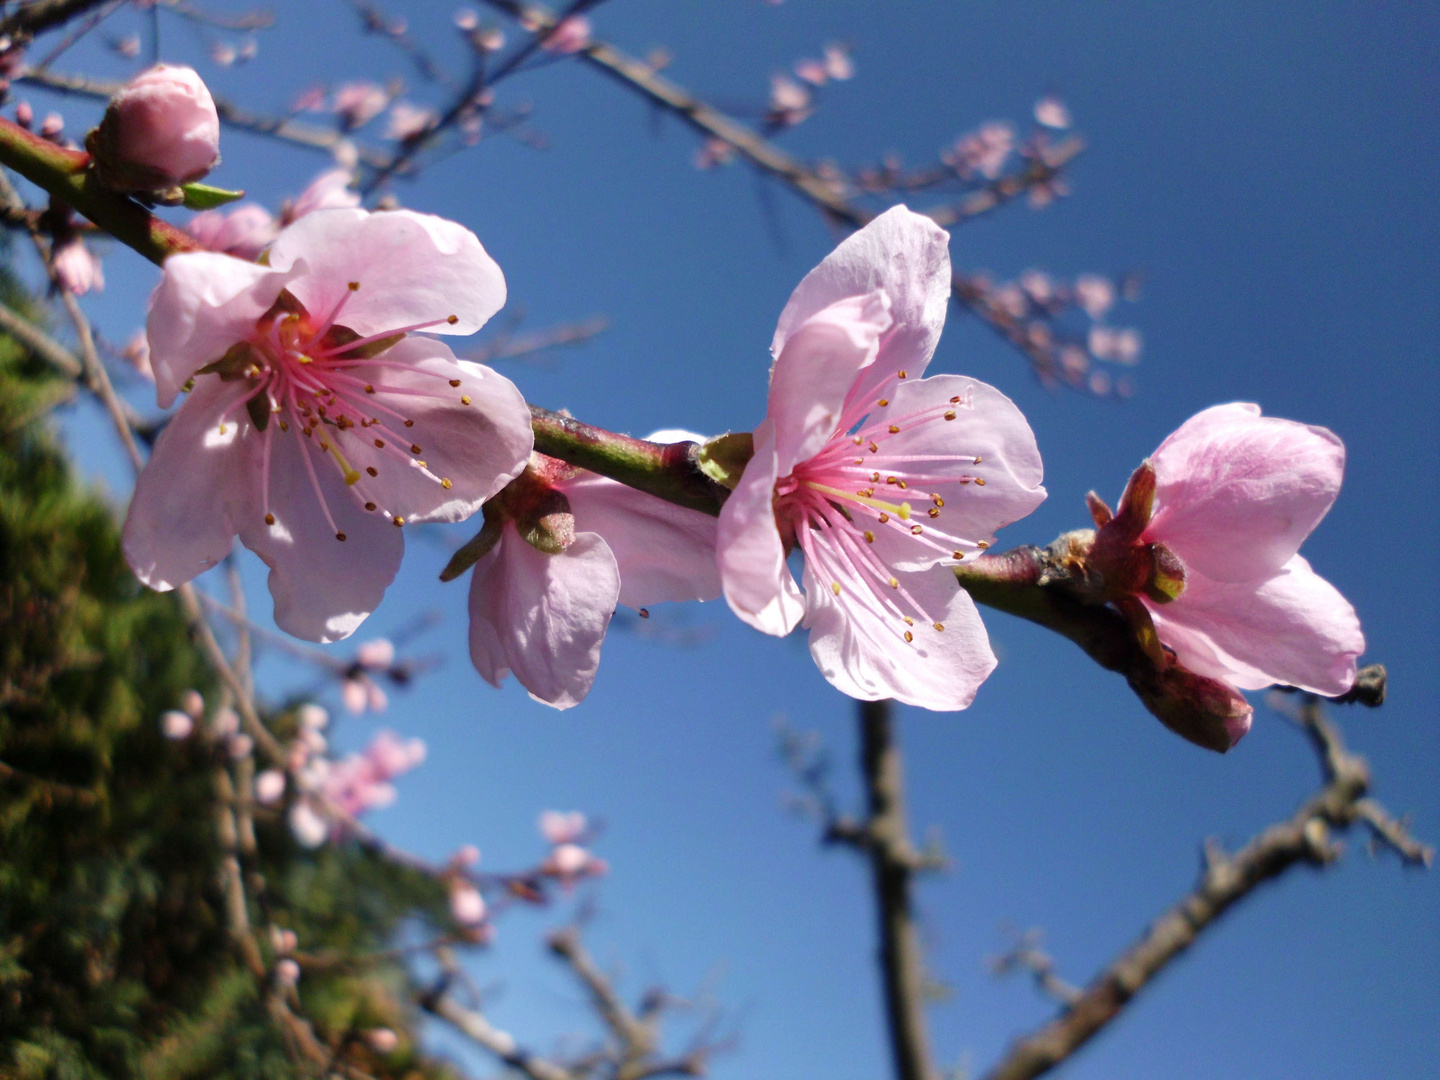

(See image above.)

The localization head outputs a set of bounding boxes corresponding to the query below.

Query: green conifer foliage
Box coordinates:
[0,278,459,1079]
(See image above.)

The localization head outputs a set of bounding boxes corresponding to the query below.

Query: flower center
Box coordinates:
[209,282,472,541]
[774,386,992,645]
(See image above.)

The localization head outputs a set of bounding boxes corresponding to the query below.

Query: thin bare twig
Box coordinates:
[0,757,99,804]
[980,700,1431,1080]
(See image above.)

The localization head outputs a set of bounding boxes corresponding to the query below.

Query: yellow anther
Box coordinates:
[868,440,879,452]
[949,395,962,403]
[903,630,914,643]
[831,582,842,596]
[896,480,908,490]
[441,478,453,489]
[393,516,405,527]
[910,524,924,535]
[366,466,378,477]
[888,424,900,434]
[932,622,944,632]
[888,577,899,589]
[864,531,875,542]
[974,455,983,464]
[638,608,650,618]
[364,502,377,511]
[374,438,385,448]
[348,281,360,291]
[871,472,880,482]
[932,495,944,507]
[977,540,990,549]
[218,423,227,434]
[365,384,376,394]
[879,512,890,523]
[953,551,964,560]
[897,369,907,378]
[887,476,898,485]
[278,420,289,432]
[853,436,864,445]
[336,532,347,542]
[410,443,422,455]
[416,461,427,469]
[928,507,940,518]
[446,315,458,324]
[878,398,889,407]
[460,395,471,405]
[975,477,986,486]
[404,419,414,428]
[449,379,462,388]
[944,410,957,421]
[264,513,275,525]
[903,616,914,626]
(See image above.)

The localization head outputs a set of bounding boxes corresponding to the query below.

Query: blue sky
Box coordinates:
[30,1,1439,1076]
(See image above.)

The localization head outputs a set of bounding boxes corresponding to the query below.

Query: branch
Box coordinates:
[980,701,1431,1080]
[529,404,728,515]
[854,699,942,1080]
[0,756,99,804]
[0,0,109,38]
[19,68,397,170]
[548,927,657,1075]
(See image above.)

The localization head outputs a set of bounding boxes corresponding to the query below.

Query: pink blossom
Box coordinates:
[227,733,253,759]
[1072,274,1115,319]
[180,688,204,717]
[280,168,361,225]
[113,34,141,59]
[540,14,591,54]
[332,81,389,130]
[1018,270,1054,306]
[449,880,487,925]
[92,64,220,189]
[1138,404,1364,722]
[693,137,735,170]
[541,842,607,884]
[365,1029,399,1054]
[291,84,328,113]
[824,43,855,81]
[717,206,1046,710]
[539,809,587,845]
[1034,95,1071,130]
[40,112,63,139]
[363,729,426,778]
[298,703,329,730]
[14,100,31,128]
[943,122,1014,180]
[123,207,532,642]
[794,59,828,86]
[212,706,240,738]
[385,101,438,142]
[468,446,721,709]
[160,709,194,739]
[355,637,395,669]
[768,74,812,126]
[288,799,328,847]
[186,202,278,259]
[254,768,286,805]
[274,957,301,986]
[52,238,103,295]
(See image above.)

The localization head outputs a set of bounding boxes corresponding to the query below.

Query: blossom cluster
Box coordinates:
[118,66,1366,748]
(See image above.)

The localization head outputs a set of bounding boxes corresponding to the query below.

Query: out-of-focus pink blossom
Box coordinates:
[468,445,721,710]
[364,729,426,778]
[341,673,388,714]
[14,100,31,128]
[943,121,1014,180]
[123,207,531,643]
[385,101,438,142]
[40,112,63,139]
[992,283,1027,319]
[824,43,855,81]
[1136,404,1364,726]
[1088,325,1142,365]
[186,202,277,259]
[238,39,257,63]
[449,880,487,925]
[255,768,286,805]
[452,843,481,866]
[333,81,390,129]
[281,168,361,224]
[90,64,220,190]
[291,85,327,113]
[288,799,329,847]
[272,927,298,954]
[160,710,194,739]
[113,34,141,59]
[365,1029,399,1054]
[299,728,327,754]
[355,637,396,669]
[210,43,236,67]
[1034,95,1071,130]
[541,842,607,884]
[227,733,254,759]
[455,8,479,30]
[1087,371,1111,397]
[274,957,301,986]
[180,689,204,717]
[212,706,240,738]
[768,74,812,126]
[299,703,329,730]
[794,59,828,85]
[539,14,591,53]
[1072,274,1115,319]
[694,137,735,170]
[539,809,587,845]
[123,330,153,381]
[717,206,1046,710]
[1018,270,1054,306]
[52,238,104,296]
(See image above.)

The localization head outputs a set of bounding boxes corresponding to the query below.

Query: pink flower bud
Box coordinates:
[274,957,301,987]
[341,677,368,714]
[227,733,254,760]
[298,703,329,731]
[355,637,395,670]
[538,809,587,845]
[180,689,205,718]
[160,710,194,739]
[449,881,486,925]
[212,706,240,738]
[88,64,220,195]
[51,239,103,296]
[1034,95,1072,130]
[14,100,31,128]
[540,14,591,54]
[39,112,63,139]
[453,843,481,866]
[365,1028,399,1054]
[254,769,286,805]
[288,800,329,848]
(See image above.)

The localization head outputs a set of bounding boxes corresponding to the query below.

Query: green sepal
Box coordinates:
[194,341,262,381]
[439,512,505,582]
[322,325,405,360]
[697,431,754,490]
[180,182,246,210]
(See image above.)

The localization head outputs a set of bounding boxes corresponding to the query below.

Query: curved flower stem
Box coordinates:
[528,404,730,516]
[0,115,203,264]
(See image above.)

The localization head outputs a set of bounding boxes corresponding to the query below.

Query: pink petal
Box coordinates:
[236,418,403,643]
[467,528,620,710]
[327,339,531,523]
[802,557,996,710]
[1145,555,1364,695]
[773,206,951,409]
[767,291,892,473]
[267,208,505,338]
[865,374,1046,572]
[122,376,258,589]
[717,419,806,636]
[1145,403,1345,583]
[146,252,293,408]
[561,473,719,607]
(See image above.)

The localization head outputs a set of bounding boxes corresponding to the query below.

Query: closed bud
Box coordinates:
[1135,662,1253,753]
[85,64,220,202]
